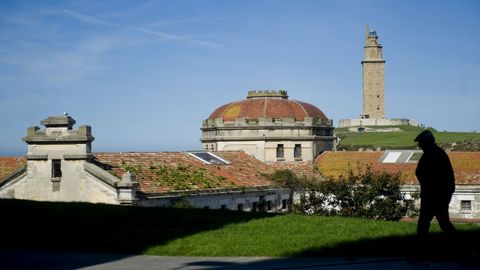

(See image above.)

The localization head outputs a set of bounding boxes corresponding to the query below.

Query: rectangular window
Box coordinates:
[237,203,244,212]
[220,204,227,210]
[267,201,272,211]
[282,199,288,210]
[276,144,284,158]
[52,159,62,178]
[461,200,472,212]
[252,202,258,212]
[294,144,302,159]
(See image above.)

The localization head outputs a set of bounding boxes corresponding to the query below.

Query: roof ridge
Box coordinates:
[291,100,309,117]
[263,98,268,118]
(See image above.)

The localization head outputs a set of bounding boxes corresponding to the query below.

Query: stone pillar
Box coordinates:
[117,171,139,204]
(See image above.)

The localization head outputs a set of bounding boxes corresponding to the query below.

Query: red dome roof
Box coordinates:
[208,91,328,122]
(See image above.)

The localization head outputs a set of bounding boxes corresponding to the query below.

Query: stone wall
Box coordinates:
[338,118,420,128]
[137,188,291,213]
[402,185,480,219]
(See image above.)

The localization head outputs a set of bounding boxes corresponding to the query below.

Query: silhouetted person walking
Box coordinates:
[415,130,456,242]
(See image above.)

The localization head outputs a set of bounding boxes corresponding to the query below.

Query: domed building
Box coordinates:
[201,90,335,162]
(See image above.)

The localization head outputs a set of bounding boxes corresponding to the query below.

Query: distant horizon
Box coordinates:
[1,0,479,155]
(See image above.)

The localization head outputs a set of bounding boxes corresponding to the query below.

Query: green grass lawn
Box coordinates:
[144,214,418,257]
[337,126,480,150]
[2,199,479,258]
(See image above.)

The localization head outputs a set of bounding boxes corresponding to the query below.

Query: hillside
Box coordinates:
[336,125,480,151]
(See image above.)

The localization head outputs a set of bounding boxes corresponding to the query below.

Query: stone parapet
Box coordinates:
[201,135,335,142]
[40,115,76,129]
[25,154,48,160]
[203,116,331,128]
[338,118,420,128]
[84,162,120,187]
[22,134,94,143]
[23,116,94,144]
[247,90,288,99]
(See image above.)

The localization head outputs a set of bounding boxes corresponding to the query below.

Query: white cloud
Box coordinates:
[0,5,224,89]
[0,34,117,86]
[47,9,222,48]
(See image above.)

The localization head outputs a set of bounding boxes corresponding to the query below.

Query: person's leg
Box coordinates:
[436,197,456,235]
[416,199,435,259]
[417,199,434,238]
[434,197,458,259]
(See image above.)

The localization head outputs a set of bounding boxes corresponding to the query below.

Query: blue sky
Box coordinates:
[1,0,479,155]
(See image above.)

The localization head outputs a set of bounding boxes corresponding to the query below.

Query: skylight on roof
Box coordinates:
[188,152,230,165]
[406,152,423,163]
[383,152,402,163]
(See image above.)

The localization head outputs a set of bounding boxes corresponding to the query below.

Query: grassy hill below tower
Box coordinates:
[335,125,480,151]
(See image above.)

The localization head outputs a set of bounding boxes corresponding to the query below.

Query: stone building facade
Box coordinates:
[2,116,480,219]
[0,115,291,212]
[0,116,138,204]
[201,90,335,163]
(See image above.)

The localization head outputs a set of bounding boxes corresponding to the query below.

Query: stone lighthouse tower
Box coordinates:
[338,27,419,128]
[361,26,385,119]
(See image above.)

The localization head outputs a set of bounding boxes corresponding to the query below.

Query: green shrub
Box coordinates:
[300,166,418,221]
[266,167,418,221]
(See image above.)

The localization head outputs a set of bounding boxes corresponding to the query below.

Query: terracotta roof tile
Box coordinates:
[93,151,276,194]
[270,161,320,179]
[208,98,327,121]
[316,151,480,185]
[0,157,26,182]
[4,151,479,195]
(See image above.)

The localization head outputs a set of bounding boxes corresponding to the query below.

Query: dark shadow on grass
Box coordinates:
[292,229,480,260]
[180,230,480,269]
[3,199,480,269]
[0,198,277,268]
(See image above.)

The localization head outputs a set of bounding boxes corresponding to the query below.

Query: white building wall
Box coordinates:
[137,189,291,213]
[0,159,118,204]
[216,141,265,161]
[265,141,314,162]
[0,115,135,204]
